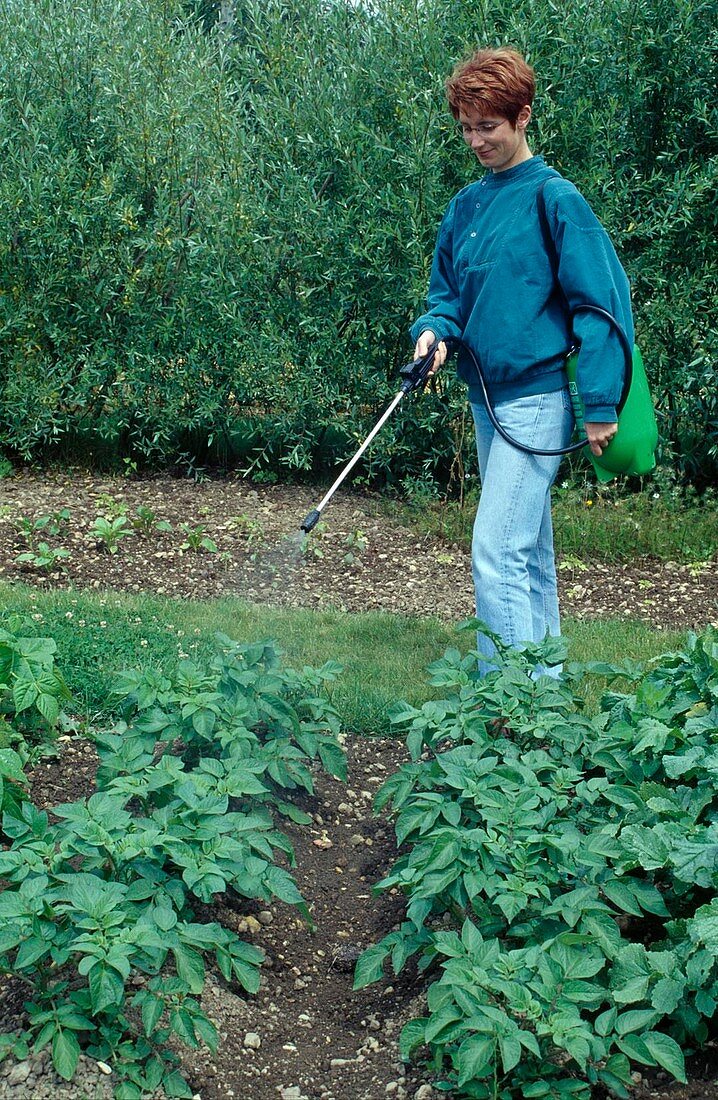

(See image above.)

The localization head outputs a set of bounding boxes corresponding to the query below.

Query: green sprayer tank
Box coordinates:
[565,345,659,483]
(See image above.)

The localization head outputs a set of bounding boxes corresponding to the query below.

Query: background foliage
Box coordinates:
[0,0,716,487]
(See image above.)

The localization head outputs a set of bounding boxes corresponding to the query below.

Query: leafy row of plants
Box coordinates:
[4,499,373,577]
[356,626,718,1098]
[0,622,345,1097]
[4,500,275,577]
[0,615,72,816]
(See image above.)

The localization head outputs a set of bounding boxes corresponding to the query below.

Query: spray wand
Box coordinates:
[300,345,439,533]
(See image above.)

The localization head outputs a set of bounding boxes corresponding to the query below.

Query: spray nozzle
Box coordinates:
[399,345,439,393]
[300,508,322,533]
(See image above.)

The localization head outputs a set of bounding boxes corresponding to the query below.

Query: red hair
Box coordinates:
[446,48,535,125]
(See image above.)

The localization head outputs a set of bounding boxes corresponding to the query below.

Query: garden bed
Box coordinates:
[0,732,432,1100]
[0,470,715,630]
[2,730,717,1100]
[1,469,717,1100]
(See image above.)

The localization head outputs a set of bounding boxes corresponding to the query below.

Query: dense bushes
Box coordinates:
[0,0,715,486]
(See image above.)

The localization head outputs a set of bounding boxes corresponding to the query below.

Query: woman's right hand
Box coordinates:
[414,330,448,374]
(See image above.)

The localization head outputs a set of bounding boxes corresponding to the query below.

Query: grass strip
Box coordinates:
[388,482,717,564]
[0,582,683,733]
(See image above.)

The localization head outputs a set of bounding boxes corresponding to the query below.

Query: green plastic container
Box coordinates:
[566,345,658,483]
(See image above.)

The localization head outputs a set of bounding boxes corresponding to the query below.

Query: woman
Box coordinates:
[411,47,634,671]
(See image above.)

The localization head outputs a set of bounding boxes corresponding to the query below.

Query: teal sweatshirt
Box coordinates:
[410,156,634,422]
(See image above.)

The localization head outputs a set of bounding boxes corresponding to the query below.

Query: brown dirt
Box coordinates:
[0,469,715,631]
[0,469,717,1100]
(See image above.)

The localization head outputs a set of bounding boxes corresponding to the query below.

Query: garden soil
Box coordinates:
[0,470,715,630]
[0,470,717,1100]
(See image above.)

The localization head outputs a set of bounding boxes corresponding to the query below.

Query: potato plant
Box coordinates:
[0,616,71,817]
[0,633,346,1098]
[356,627,718,1098]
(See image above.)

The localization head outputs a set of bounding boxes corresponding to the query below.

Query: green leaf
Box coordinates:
[142,994,165,1037]
[642,1032,687,1082]
[162,1069,194,1098]
[353,943,389,990]
[52,1029,80,1081]
[230,955,262,995]
[399,1017,428,1062]
[275,801,313,825]
[0,749,27,783]
[602,880,643,917]
[615,1009,660,1035]
[154,905,177,932]
[264,866,305,907]
[317,740,347,781]
[594,1007,617,1037]
[193,1013,219,1052]
[498,1033,522,1073]
[170,1007,197,1047]
[456,1035,494,1086]
[616,1034,656,1065]
[173,945,205,994]
[15,936,51,969]
[35,691,60,725]
[651,977,685,1015]
[688,900,718,952]
[89,962,125,1013]
[612,975,650,1005]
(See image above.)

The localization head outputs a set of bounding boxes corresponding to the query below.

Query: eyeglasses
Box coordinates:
[457,120,505,138]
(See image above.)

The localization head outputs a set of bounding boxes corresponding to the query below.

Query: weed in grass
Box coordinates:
[558,554,590,572]
[94,492,128,519]
[129,505,171,536]
[343,529,368,565]
[130,504,158,535]
[13,510,70,547]
[229,514,265,547]
[300,521,328,560]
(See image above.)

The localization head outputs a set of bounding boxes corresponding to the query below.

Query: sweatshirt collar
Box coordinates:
[481,155,547,187]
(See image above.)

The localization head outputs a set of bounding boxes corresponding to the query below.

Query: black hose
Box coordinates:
[444,303,633,458]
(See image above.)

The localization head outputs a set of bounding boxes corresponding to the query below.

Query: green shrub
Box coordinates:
[356,626,718,1097]
[0,0,715,486]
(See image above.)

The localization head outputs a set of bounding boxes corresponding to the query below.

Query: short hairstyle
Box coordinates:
[446,48,535,125]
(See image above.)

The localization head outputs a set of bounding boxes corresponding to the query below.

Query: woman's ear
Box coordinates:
[516,104,532,131]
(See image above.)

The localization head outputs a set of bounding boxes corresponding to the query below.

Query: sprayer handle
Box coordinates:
[398,345,439,393]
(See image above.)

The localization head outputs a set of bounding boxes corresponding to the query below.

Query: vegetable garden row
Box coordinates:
[1,616,717,1097]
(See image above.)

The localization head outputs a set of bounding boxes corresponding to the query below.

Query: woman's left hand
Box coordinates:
[585,421,618,457]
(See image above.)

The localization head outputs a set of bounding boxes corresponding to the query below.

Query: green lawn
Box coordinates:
[0,582,684,733]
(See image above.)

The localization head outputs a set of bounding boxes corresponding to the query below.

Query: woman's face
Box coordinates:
[457,104,531,172]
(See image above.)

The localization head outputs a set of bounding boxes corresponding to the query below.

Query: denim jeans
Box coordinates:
[470,388,574,672]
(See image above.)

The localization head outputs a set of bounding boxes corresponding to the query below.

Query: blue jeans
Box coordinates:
[470,388,573,672]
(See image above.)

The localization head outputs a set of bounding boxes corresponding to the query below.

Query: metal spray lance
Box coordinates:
[300,346,439,533]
